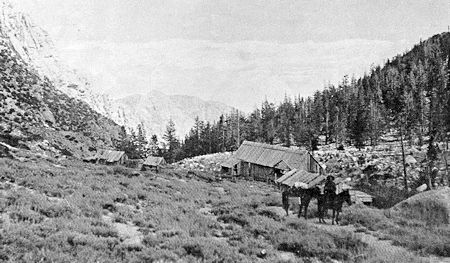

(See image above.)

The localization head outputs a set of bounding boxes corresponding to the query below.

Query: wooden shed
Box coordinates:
[84,150,128,165]
[141,156,166,172]
[349,190,373,205]
[221,156,240,175]
[233,141,324,183]
[97,150,127,165]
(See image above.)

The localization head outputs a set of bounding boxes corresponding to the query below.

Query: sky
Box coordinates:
[10,0,450,111]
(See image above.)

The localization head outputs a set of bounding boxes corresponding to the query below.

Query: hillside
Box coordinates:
[0,37,121,158]
[2,157,448,262]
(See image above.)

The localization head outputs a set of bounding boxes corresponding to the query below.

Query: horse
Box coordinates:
[281,186,321,219]
[317,189,352,225]
[296,186,321,219]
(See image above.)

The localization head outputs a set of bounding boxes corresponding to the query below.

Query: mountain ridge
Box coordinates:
[0,0,233,139]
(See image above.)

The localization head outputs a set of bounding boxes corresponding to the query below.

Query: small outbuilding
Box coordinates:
[98,150,127,165]
[142,156,166,172]
[84,150,128,165]
[221,156,240,176]
[349,190,373,205]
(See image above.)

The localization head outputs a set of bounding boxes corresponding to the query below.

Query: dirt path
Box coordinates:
[311,222,450,263]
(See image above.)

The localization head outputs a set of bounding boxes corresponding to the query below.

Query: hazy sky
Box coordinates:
[10,0,450,110]
[12,0,450,44]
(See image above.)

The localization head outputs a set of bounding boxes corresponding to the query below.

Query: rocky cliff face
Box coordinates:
[0,1,123,157]
[0,1,232,140]
[0,38,122,158]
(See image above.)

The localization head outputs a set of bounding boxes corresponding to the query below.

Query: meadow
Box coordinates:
[0,157,446,262]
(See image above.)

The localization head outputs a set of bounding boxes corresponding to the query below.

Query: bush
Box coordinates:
[257,207,282,221]
[112,166,134,177]
[272,228,366,260]
[261,194,282,206]
[340,205,393,231]
[388,225,450,257]
[217,213,249,227]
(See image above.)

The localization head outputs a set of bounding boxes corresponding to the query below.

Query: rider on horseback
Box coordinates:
[324,175,336,203]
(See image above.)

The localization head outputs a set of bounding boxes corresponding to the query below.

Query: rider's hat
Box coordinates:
[326,175,335,181]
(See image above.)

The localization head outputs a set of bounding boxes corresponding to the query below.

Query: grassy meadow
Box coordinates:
[0,158,447,262]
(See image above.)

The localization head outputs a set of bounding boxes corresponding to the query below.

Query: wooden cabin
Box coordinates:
[141,156,166,172]
[84,150,128,165]
[233,141,324,183]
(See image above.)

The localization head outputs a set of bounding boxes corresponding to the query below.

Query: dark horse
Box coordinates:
[281,186,321,219]
[317,190,352,225]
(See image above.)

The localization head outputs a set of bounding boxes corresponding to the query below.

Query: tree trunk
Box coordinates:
[399,125,408,192]
[444,153,449,186]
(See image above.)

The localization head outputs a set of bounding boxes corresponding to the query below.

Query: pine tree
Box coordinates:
[261,100,276,144]
[163,119,180,163]
[149,134,160,156]
[134,123,149,158]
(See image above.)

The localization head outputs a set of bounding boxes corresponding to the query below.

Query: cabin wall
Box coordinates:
[240,162,250,178]
[221,167,231,175]
[251,164,274,182]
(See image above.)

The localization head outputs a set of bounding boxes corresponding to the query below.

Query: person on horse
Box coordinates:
[324,175,336,203]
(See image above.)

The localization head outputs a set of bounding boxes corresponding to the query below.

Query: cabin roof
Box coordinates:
[143,156,166,166]
[276,169,326,188]
[234,141,311,170]
[221,156,240,168]
[349,190,373,203]
[97,150,126,163]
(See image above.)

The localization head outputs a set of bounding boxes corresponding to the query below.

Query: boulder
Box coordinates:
[41,108,56,125]
[415,184,427,193]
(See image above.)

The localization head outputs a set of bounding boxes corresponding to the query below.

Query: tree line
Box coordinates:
[116,33,450,164]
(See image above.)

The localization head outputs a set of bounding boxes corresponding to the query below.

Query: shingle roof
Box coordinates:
[234,141,309,170]
[143,156,166,166]
[275,169,298,183]
[221,156,240,168]
[274,160,292,171]
[277,169,326,188]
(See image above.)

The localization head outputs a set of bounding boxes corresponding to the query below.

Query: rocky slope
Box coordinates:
[0,0,113,116]
[0,0,232,139]
[0,36,121,158]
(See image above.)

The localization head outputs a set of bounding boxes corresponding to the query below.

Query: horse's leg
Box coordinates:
[320,207,325,223]
[335,210,340,225]
[319,206,325,224]
[304,201,309,220]
[283,200,288,216]
[317,207,322,223]
[332,209,335,225]
[297,197,302,218]
[318,201,324,223]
